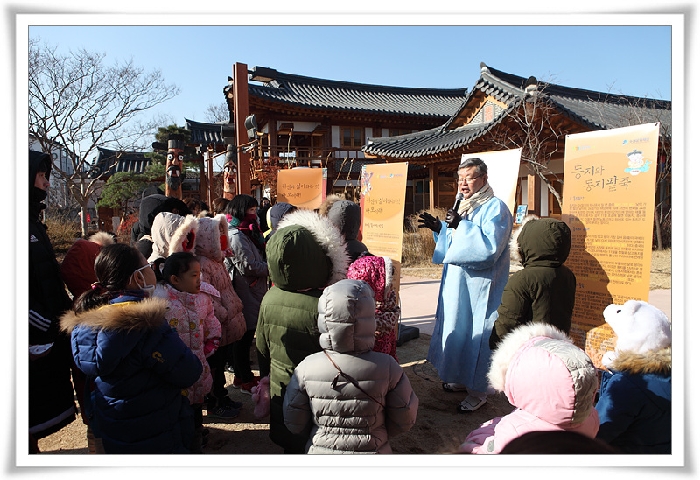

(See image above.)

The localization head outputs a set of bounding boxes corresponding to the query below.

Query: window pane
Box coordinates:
[343,129,351,147]
[354,128,362,146]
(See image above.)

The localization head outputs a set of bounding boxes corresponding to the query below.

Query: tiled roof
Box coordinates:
[90,147,151,178]
[363,63,671,159]
[243,66,468,120]
[185,118,230,145]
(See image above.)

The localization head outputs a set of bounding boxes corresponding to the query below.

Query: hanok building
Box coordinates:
[221,62,670,224]
[221,62,468,205]
[363,63,672,220]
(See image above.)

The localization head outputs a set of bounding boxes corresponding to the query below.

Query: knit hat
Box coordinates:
[603,299,671,355]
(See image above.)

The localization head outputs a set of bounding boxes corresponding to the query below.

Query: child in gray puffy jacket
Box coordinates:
[282,278,418,454]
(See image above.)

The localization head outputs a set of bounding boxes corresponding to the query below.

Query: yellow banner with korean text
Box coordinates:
[562,123,659,369]
[359,162,408,292]
[276,168,327,209]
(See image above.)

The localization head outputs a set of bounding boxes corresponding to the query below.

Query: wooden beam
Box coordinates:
[234,62,251,195]
[429,164,439,210]
[527,172,541,216]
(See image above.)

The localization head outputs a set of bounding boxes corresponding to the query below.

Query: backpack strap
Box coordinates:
[323,350,382,406]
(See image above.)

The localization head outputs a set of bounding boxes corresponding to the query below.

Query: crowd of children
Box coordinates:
[30,174,671,455]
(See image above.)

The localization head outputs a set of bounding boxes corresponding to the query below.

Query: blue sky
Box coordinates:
[26,21,676,129]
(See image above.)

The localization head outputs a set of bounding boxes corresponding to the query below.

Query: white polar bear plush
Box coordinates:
[602,299,671,368]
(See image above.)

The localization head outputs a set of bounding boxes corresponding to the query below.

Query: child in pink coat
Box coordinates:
[155,252,223,453]
[194,214,247,417]
[346,255,400,361]
[459,323,599,454]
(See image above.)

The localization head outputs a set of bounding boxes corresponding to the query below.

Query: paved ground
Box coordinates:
[398,275,672,336]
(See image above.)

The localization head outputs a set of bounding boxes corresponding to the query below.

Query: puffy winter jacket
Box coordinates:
[256,209,349,453]
[60,294,202,454]
[155,283,221,405]
[491,217,577,349]
[596,347,671,453]
[346,255,400,360]
[460,323,599,454]
[226,222,269,331]
[195,214,246,345]
[283,279,418,453]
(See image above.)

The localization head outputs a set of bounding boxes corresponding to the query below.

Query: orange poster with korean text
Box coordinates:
[276,167,326,209]
[562,123,659,369]
[359,162,408,293]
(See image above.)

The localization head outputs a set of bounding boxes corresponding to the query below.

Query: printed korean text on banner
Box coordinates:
[277,168,326,210]
[562,123,659,369]
[360,162,408,293]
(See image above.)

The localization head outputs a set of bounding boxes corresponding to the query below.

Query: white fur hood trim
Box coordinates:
[148,212,199,263]
[276,208,350,285]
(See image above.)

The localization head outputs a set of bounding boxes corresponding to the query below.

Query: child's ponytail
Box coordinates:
[73,243,143,313]
[74,283,112,313]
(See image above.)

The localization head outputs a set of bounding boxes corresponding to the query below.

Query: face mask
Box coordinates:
[135,270,156,297]
[220,234,228,251]
[244,213,258,224]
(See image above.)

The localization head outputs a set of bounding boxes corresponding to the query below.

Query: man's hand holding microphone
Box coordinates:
[417,193,464,232]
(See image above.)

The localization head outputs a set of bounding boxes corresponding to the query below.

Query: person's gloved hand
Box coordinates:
[418,212,441,233]
[445,209,461,229]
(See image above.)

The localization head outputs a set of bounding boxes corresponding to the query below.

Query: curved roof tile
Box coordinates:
[363,63,670,159]
[245,66,467,118]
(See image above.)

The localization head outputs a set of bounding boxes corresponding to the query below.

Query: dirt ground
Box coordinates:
[37,332,514,456]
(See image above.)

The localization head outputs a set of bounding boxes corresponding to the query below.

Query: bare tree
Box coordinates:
[486,80,672,248]
[28,38,180,236]
[204,103,230,123]
[585,91,672,249]
[486,80,568,210]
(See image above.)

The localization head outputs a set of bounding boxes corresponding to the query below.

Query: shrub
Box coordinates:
[44,209,81,257]
[402,207,447,266]
[117,212,138,243]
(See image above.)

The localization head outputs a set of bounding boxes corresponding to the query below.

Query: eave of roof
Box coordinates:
[185,118,230,145]
[363,63,671,161]
[91,147,151,177]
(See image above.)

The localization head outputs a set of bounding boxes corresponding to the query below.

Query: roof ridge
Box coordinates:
[249,66,468,97]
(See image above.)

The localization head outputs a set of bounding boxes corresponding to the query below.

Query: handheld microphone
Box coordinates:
[452,192,464,211]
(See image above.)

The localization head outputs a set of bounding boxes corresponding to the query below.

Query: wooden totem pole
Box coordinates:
[164,134,185,199]
[222,143,238,200]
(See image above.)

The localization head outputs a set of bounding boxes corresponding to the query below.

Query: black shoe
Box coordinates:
[220,395,243,410]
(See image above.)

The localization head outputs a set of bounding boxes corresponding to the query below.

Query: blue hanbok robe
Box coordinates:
[427,196,512,392]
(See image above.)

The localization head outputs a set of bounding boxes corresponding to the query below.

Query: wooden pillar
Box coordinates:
[206,146,214,207]
[233,62,251,195]
[268,116,278,161]
[527,172,541,216]
[429,164,439,210]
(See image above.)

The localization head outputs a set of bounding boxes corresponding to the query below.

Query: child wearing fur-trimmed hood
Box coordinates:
[595,299,672,453]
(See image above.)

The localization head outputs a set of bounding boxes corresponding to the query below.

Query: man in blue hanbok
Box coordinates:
[418,157,512,413]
